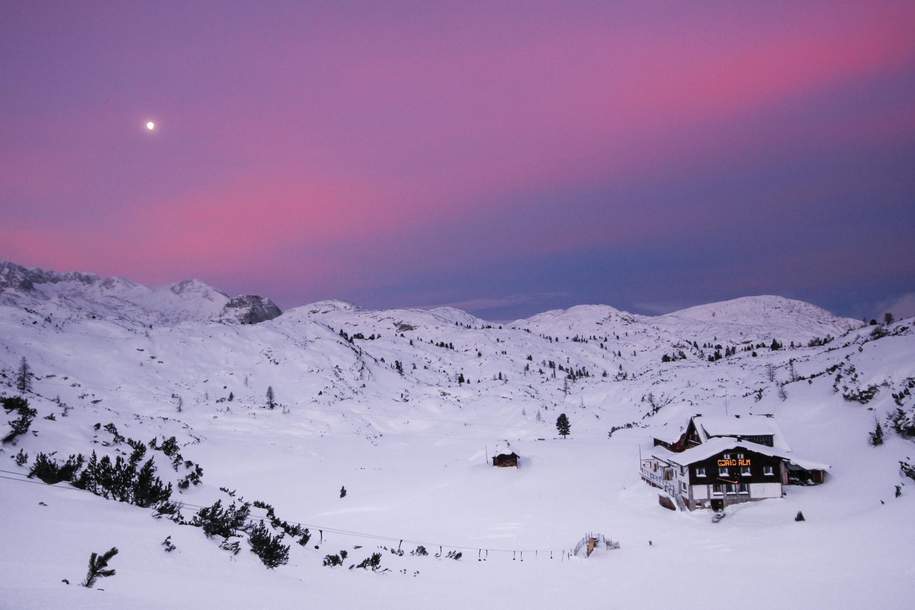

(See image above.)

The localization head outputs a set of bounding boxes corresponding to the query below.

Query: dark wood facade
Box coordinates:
[686,446,786,488]
[492,452,519,468]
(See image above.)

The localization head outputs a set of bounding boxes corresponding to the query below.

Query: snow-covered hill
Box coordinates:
[1,260,913,610]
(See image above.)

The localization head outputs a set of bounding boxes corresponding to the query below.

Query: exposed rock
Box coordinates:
[221,295,282,324]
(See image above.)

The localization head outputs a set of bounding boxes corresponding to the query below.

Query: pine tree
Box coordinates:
[556,413,571,438]
[132,458,173,507]
[339,485,347,499]
[884,312,894,325]
[83,547,118,588]
[266,386,276,409]
[15,357,32,394]
[869,419,884,446]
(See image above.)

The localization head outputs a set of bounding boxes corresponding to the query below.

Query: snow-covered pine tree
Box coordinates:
[556,413,571,438]
[869,419,884,446]
[266,386,276,409]
[15,357,32,394]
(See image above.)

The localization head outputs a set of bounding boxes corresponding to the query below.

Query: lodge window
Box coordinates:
[719,467,729,477]
[696,467,706,478]
[764,465,774,476]
[737,453,744,460]
[740,466,751,477]
[681,481,687,492]
[723,453,731,460]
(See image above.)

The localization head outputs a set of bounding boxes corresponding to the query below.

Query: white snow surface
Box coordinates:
[1,262,914,609]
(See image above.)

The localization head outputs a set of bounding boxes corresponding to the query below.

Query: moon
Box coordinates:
[145,120,156,131]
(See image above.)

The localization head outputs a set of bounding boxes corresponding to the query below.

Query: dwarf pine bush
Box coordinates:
[247,521,289,568]
[2,396,36,443]
[29,453,84,484]
[193,500,250,539]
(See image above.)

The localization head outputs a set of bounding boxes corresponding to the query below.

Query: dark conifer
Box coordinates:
[83,547,118,588]
[16,357,32,394]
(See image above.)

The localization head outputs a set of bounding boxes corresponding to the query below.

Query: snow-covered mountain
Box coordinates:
[0,261,281,327]
[1,260,912,610]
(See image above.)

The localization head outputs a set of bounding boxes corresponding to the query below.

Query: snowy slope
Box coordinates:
[0,261,913,610]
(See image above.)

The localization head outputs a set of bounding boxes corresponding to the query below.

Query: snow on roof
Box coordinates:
[650,437,829,471]
[694,415,791,450]
[493,440,516,455]
[652,426,686,443]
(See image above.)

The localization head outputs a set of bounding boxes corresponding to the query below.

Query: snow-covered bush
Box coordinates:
[843,385,879,404]
[323,550,347,567]
[354,552,382,571]
[74,449,172,507]
[192,500,250,539]
[247,521,289,568]
[869,420,884,446]
[901,460,915,482]
[2,395,36,443]
[29,453,84,484]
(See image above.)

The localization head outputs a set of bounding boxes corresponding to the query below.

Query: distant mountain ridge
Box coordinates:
[0,260,281,326]
[0,260,862,336]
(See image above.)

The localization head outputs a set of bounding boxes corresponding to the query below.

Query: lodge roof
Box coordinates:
[650,437,830,472]
[693,414,790,450]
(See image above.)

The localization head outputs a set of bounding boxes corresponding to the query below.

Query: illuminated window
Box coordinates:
[696,467,706,478]
[719,467,729,477]
[723,453,731,460]
[740,466,751,476]
[737,453,744,460]
[763,465,774,476]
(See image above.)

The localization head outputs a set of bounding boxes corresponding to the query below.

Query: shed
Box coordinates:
[492,452,520,468]
[491,441,520,468]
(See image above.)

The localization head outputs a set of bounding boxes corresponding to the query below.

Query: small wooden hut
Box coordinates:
[491,441,520,468]
[492,452,519,468]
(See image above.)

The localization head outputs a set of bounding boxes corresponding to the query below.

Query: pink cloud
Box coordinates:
[3,2,915,296]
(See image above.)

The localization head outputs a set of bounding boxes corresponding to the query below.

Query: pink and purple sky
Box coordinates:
[2,1,915,319]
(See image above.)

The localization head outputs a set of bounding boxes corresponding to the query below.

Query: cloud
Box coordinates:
[877,293,915,321]
[432,292,568,315]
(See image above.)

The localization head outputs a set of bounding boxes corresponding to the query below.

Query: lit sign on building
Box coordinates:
[717,458,751,467]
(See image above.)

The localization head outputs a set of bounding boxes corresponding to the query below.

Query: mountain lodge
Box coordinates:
[641,414,829,510]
